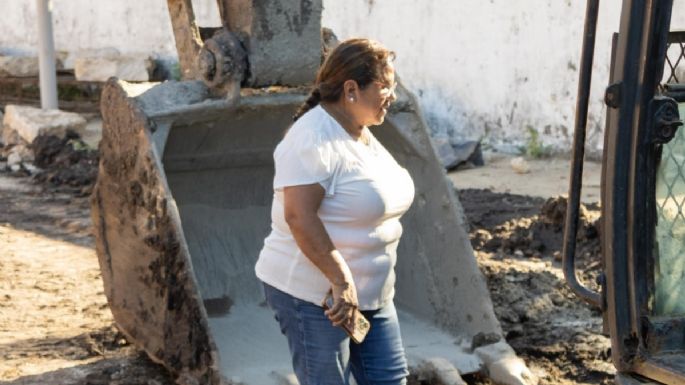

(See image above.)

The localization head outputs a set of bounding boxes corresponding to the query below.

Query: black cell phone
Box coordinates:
[322,290,370,344]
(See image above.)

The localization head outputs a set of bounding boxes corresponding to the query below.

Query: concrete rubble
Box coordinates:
[3,149,31,174]
[6,144,33,167]
[1,105,98,186]
[415,358,467,385]
[510,156,531,174]
[55,51,77,71]
[74,48,155,82]
[4,105,86,144]
[0,55,40,77]
[0,111,13,147]
[433,137,484,170]
[0,49,152,80]
[475,341,539,385]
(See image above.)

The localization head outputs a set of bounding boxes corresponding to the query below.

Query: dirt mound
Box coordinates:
[459,188,613,385]
[463,189,601,269]
[31,132,98,196]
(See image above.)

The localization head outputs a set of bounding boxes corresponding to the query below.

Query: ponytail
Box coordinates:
[293,88,322,122]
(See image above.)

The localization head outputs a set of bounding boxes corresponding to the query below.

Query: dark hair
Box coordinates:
[293,38,395,121]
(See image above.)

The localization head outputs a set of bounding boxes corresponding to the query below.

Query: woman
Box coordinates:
[255,38,415,385]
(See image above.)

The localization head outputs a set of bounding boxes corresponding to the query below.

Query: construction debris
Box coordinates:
[460,189,613,384]
[55,51,76,71]
[510,156,531,174]
[6,144,33,167]
[475,341,538,385]
[414,357,467,385]
[75,53,155,82]
[3,105,86,144]
[31,132,98,194]
[0,105,97,194]
[433,137,484,170]
[2,113,27,148]
[0,55,40,77]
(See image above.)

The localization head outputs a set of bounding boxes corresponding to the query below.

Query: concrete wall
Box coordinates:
[0,0,221,59]
[323,0,611,156]
[1,0,683,154]
[322,1,685,155]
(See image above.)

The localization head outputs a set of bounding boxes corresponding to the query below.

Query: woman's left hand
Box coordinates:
[325,280,358,327]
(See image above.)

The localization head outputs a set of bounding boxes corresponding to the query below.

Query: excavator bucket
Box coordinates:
[92,79,527,385]
[91,1,532,384]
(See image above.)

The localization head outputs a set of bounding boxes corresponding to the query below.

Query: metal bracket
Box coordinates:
[649,96,682,144]
[198,29,248,100]
[167,0,247,100]
[664,83,685,103]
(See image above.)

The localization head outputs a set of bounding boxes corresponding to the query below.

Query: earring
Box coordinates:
[349,96,354,102]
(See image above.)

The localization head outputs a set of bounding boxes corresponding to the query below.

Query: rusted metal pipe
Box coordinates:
[563,0,602,309]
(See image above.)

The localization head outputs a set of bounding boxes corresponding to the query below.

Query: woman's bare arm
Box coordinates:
[283,184,357,326]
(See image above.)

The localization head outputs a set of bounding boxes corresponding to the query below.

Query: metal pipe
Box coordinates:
[36,0,58,110]
[562,0,602,308]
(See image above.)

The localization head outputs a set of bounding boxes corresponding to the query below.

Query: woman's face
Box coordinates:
[349,63,397,127]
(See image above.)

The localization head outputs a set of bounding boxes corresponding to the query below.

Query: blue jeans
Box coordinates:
[263,283,409,385]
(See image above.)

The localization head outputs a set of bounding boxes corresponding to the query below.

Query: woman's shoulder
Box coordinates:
[274,105,340,178]
[287,105,338,143]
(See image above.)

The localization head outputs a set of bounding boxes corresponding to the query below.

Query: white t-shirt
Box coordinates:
[255,105,415,310]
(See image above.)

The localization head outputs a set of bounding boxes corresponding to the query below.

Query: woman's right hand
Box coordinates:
[325,280,359,328]
[283,185,360,328]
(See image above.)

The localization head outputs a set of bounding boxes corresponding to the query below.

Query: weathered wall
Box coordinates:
[323,1,685,155]
[1,0,683,154]
[0,0,220,59]
[325,0,685,155]
[324,0,611,155]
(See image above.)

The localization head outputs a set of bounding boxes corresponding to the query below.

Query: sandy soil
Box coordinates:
[0,173,173,385]
[448,153,602,203]
[0,152,613,384]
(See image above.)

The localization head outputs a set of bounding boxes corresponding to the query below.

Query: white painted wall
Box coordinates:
[1,0,683,154]
[0,0,221,58]
[322,0,621,155]
[322,1,685,155]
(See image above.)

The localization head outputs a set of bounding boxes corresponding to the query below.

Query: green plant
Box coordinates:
[169,62,181,81]
[57,84,85,101]
[523,126,550,158]
[68,138,89,151]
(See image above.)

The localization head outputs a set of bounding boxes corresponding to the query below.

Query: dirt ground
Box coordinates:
[0,150,614,384]
[0,173,173,384]
[456,188,613,385]
[448,153,602,204]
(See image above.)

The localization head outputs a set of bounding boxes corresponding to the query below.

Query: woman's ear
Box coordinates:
[343,80,358,102]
